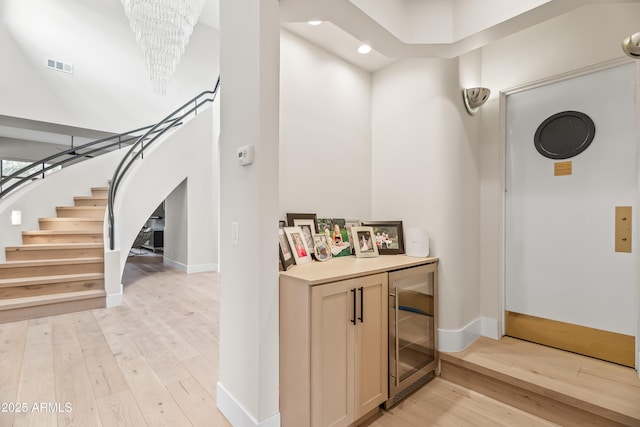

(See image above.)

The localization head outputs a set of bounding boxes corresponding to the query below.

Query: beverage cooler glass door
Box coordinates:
[388,263,437,399]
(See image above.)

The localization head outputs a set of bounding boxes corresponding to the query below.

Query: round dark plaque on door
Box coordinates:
[534,111,595,159]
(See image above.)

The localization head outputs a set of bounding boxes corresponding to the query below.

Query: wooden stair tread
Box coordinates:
[23,230,103,235]
[39,217,104,222]
[0,272,104,288]
[0,257,104,268]
[73,196,107,200]
[56,206,106,212]
[440,336,640,424]
[0,289,106,311]
[6,243,103,250]
[57,205,106,208]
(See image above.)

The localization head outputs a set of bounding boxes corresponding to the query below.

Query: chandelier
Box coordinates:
[121,0,205,95]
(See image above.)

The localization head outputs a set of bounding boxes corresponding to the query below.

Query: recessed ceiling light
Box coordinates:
[308,20,322,26]
[358,44,372,54]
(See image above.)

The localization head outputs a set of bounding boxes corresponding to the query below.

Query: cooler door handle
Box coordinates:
[358,287,364,323]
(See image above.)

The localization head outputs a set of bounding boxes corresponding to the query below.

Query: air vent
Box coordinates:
[46,58,73,74]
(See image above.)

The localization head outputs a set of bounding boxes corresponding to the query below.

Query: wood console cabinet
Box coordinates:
[280,255,438,427]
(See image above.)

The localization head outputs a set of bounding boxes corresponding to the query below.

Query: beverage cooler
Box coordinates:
[385,262,438,408]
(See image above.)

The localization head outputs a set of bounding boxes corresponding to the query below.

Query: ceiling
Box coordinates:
[2,0,637,150]
[205,0,639,72]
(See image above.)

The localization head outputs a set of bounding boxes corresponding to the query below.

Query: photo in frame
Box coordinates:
[362,221,405,255]
[284,226,312,265]
[279,225,295,270]
[317,218,352,257]
[286,213,317,255]
[313,234,332,262]
[351,226,379,258]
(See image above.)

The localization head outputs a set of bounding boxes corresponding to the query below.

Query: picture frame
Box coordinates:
[317,218,352,257]
[361,220,405,254]
[313,234,332,262]
[345,219,361,254]
[278,225,295,270]
[362,220,405,255]
[286,213,317,254]
[351,226,379,258]
[284,226,312,265]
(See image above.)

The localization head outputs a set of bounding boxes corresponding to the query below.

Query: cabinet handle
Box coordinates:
[358,287,364,323]
[351,288,357,325]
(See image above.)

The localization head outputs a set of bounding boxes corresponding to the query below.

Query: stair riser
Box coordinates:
[56,207,106,219]
[39,219,103,231]
[22,234,104,244]
[6,247,103,261]
[74,198,108,207]
[0,279,104,300]
[0,262,104,280]
[91,189,109,198]
[0,297,105,324]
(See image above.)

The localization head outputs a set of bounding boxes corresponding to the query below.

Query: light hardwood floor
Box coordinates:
[0,260,230,427]
[1,260,635,426]
[362,378,560,427]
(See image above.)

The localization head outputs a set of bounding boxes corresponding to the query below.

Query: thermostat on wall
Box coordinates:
[237,145,255,166]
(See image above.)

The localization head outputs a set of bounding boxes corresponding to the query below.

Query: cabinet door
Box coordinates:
[310,279,356,427]
[354,273,388,418]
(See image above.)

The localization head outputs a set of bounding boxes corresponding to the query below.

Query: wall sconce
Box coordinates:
[622,32,640,58]
[463,87,491,115]
[11,210,22,225]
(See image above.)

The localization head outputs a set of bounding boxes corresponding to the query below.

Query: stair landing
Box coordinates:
[440,336,640,426]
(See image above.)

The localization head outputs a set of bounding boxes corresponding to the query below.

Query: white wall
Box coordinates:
[164,179,189,268]
[0,0,219,133]
[371,58,483,349]
[106,107,218,296]
[478,2,640,331]
[218,0,281,425]
[279,30,372,221]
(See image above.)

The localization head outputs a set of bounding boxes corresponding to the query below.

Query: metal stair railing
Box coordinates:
[108,76,220,250]
[0,123,178,199]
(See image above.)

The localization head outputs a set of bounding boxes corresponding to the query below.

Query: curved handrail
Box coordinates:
[107,76,220,250]
[0,123,175,199]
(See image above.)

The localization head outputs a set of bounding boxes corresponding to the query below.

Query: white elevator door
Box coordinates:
[505,63,638,338]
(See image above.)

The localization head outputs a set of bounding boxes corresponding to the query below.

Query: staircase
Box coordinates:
[0,186,108,323]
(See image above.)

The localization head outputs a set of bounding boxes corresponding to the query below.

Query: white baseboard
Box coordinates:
[217,382,281,427]
[163,258,187,271]
[163,258,218,273]
[438,317,500,352]
[187,263,218,273]
[106,291,123,307]
[481,316,501,340]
